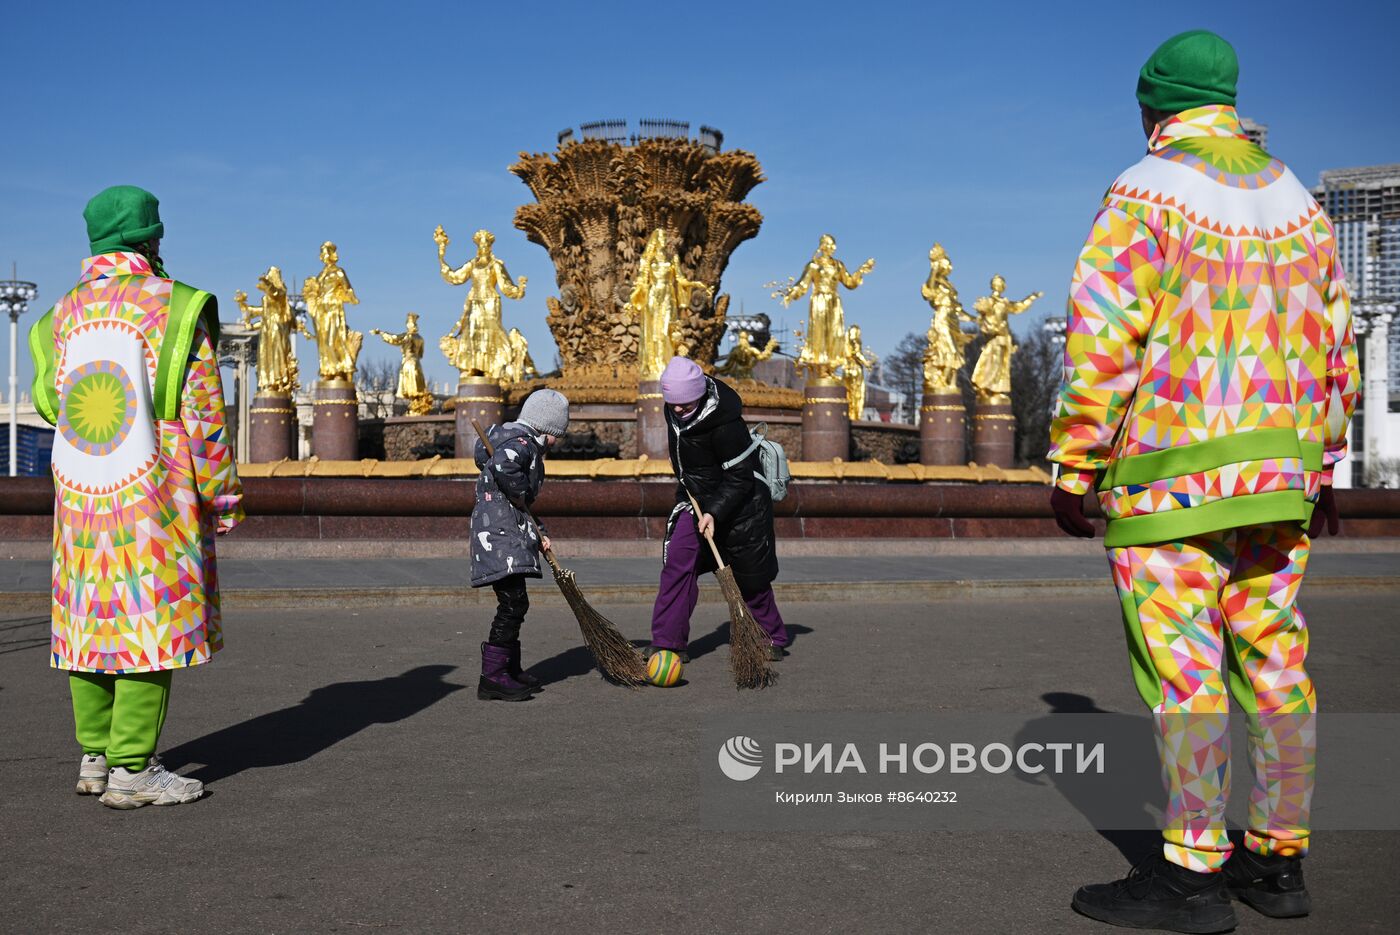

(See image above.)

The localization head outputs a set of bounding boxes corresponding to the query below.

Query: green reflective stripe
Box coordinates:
[1116,564,1165,710]
[1223,627,1259,715]
[1101,429,1304,489]
[27,307,59,425]
[154,283,215,420]
[1299,441,1324,472]
[1103,490,1305,548]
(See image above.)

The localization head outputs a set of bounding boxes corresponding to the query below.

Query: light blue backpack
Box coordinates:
[722,422,791,502]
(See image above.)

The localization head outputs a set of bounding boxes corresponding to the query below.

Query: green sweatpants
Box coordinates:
[68,671,173,770]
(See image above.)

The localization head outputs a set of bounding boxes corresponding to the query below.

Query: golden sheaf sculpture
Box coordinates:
[511,133,763,371]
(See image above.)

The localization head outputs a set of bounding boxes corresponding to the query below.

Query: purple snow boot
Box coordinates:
[506,640,542,693]
[479,642,534,701]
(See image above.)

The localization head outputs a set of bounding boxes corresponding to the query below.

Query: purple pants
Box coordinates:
[650,509,788,651]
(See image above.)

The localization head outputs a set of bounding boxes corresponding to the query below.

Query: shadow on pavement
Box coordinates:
[527,644,606,686]
[163,664,466,784]
[530,622,813,686]
[1015,691,1162,865]
[689,621,813,662]
[0,616,50,657]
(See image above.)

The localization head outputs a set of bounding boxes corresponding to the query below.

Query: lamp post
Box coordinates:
[0,272,40,477]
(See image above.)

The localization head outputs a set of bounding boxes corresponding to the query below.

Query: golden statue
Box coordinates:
[781,234,874,379]
[298,241,363,383]
[841,324,878,421]
[371,313,433,416]
[716,329,779,380]
[505,327,538,383]
[234,266,299,396]
[626,229,713,380]
[970,274,1043,403]
[435,226,525,380]
[920,244,975,392]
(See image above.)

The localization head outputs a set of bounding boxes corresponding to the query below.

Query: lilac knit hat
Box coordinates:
[660,357,706,404]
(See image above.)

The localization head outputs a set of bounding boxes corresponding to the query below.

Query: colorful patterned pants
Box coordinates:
[1108,522,1315,872]
[69,670,173,770]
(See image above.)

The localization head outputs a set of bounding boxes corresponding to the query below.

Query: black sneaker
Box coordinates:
[1072,855,1236,933]
[645,644,690,664]
[1224,848,1310,919]
[768,645,788,661]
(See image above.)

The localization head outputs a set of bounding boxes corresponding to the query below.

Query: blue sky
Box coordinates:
[5,0,1397,392]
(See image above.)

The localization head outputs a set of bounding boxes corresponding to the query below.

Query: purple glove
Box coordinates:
[1308,485,1340,538]
[1051,486,1096,539]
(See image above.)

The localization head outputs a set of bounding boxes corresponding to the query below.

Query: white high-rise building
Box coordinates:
[1313,165,1400,393]
[1240,117,1268,149]
[1314,164,1400,486]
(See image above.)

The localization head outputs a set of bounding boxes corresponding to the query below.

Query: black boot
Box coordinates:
[1072,855,1236,934]
[478,642,534,702]
[1224,847,1310,919]
[506,640,542,693]
[645,644,690,664]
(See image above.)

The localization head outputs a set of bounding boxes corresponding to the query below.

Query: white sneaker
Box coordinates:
[98,756,204,809]
[76,754,107,795]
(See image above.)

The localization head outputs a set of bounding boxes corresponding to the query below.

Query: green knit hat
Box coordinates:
[83,185,164,255]
[1137,30,1238,114]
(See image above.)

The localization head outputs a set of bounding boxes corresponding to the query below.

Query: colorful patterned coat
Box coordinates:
[30,252,244,674]
[1048,106,1360,547]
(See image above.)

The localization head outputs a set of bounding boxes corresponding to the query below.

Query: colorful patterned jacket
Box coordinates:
[1048,105,1359,547]
[30,252,243,673]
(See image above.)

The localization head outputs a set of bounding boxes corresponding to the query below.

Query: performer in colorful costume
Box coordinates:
[30,186,243,808]
[1048,33,1358,932]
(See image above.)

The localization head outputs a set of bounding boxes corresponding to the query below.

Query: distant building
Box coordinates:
[1313,164,1400,394]
[1314,163,1400,486]
[1240,117,1268,149]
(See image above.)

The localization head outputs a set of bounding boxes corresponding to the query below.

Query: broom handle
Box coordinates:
[471,418,563,574]
[685,489,728,569]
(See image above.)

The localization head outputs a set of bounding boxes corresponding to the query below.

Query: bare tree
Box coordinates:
[356,359,400,420]
[1010,327,1064,468]
[1364,456,1400,489]
[882,331,929,423]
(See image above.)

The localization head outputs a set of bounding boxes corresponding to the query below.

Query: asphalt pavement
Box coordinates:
[1,550,1397,614]
[1,582,1397,934]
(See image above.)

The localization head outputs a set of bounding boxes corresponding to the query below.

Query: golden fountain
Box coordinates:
[509,120,764,404]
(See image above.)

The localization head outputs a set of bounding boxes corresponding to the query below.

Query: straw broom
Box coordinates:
[472,420,647,686]
[685,490,778,690]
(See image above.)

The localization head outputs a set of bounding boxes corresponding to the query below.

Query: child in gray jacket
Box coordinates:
[471,389,569,701]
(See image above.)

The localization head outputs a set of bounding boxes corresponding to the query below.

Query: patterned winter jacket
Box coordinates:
[470,421,547,586]
[30,252,243,673]
[1048,105,1359,547]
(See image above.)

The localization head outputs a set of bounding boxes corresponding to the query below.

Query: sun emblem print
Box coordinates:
[59,360,138,456]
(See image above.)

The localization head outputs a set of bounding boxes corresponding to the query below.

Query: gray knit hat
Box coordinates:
[518,388,570,437]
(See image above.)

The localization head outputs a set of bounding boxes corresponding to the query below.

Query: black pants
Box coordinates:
[488,575,529,646]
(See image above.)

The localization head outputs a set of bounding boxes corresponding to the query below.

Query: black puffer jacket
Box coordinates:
[665,377,778,593]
